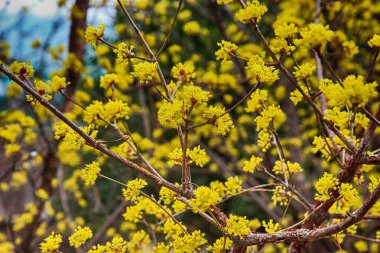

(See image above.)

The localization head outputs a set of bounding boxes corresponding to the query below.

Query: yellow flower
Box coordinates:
[126,230,151,253]
[224,176,242,195]
[172,230,207,252]
[225,214,251,238]
[246,54,279,83]
[39,232,62,253]
[243,155,263,173]
[104,99,131,121]
[99,73,119,89]
[206,237,232,253]
[5,143,21,157]
[235,0,268,23]
[269,37,295,55]
[262,219,280,234]
[293,62,316,80]
[9,61,35,79]
[272,185,289,206]
[319,75,377,108]
[343,40,359,58]
[215,40,238,63]
[295,24,334,49]
[183,21,202,36]
[187,146,209,167]
[122,178,147,202]
[202,106,234,135]
[80,161,101,187]
[85,24,106,48]
[311,136,333,160]
[162,219,185,239]
[274,23,299,39]
[113,42,134,66]
[245,89,268,113]
[190,186,221,212]
[131,61,159,84]
[35,188,49,200]
[69,226,93,248]
[272,160,303,176]
[88,244,106,253]
[314,172,339,201]
[49,76,69,93]
[368,34,380,48]
[105,236,127,252]
[255,105,284,131]
[171,62,195,82]
[368,175,380,193]
[339,183,359,207]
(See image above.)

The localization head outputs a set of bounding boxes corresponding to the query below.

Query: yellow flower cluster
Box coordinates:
[168,146,209,167]
[162,219,185,239]
[126,230,151,253]
[49,76,69,93]
[245,89,268,112]
[99,73,119,89]
[172,230,207,252]
[246,54,279,84]
[272,185,289,206]
[131,61,159,84]
[105,236,127,252]
[293,62,316,80]
[206,237,233,253]
[13,203,38,231]
[314,172,339,201]
[183,21,204,36]
[311,136,333,160]
[368,34,380,48]
[274,23,299,39]
[255,105,284,131]
[123,198,167,223]
[262,219,280,234]
[9,61,34,79]
[54,121,97,149]
[338,183,359,209]
[243,155,263,173]
[225,214,251,238]
[85,24,106,48]
[273,160,303,176]
[224,176,243,195]
[295,24,334,49]
[202,106,234,135]
[69,226,93,248]
[187,146,210,167]
[122,178,147,202]
[39,232,62,253]
[319,76,377,108]
[235,0,268,23]
[158,84,211,128]
[83,99,130,127]
[215,40,238,63]
[171,62,195,82]
[269,37,296,55]
[114,42,135,66]
[368,175,380,193]
[80,161,101,187]
[190,186,221,212]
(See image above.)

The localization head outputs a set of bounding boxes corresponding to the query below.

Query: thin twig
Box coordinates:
[156,0,183,57]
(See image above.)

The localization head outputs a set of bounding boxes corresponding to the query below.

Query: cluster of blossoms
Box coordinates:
[235,0,268,23]
[84,23,106,48]
[4,0,380,251]
[122,178,147,202]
